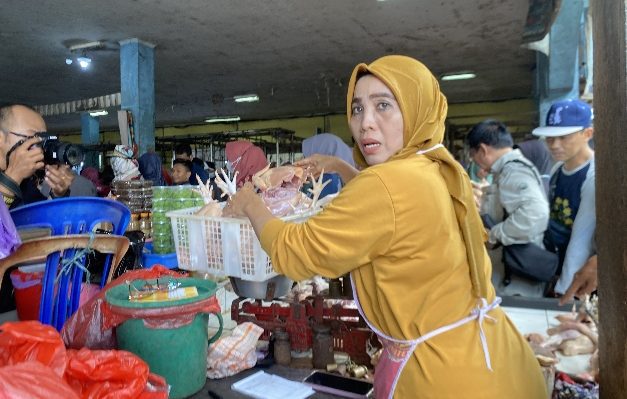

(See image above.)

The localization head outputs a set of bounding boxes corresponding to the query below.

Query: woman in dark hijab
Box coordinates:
[138,152,165,186]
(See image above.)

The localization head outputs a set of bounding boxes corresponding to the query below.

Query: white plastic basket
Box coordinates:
[166,207,319,282]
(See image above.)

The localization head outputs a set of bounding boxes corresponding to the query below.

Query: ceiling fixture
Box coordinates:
[64,41,103,71]
[233,94,259,103]
[441,72,476,81]
[204,116,241,123]
[68,41,104,52]
[89,110,108,117]
[77,56,92,69]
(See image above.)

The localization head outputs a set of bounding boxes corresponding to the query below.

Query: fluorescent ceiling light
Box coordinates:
[89,110,108,117]
[233,94,259,103]
[441,72,476,81]
[204,116,241,123]
[68,41,104,52]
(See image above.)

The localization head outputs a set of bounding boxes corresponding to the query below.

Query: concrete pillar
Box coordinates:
[80,113,99,168]
[535,0,585,125]
[120,38,155,156]
[591,0,626,397]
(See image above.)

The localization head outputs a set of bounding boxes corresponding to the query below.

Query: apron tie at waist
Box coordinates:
[470,297,501,371]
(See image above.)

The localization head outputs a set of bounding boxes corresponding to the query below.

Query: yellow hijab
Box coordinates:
[346,55,489,298]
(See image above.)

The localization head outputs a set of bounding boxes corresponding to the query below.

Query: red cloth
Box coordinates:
[225,140,268,187]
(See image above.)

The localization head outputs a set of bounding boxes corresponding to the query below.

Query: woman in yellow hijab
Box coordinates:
[226,55,546,399]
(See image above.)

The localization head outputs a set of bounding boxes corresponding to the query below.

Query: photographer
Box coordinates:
[0,103,74,209]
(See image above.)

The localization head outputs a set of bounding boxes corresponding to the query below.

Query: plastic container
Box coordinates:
[106,277,222,399]
[142,252,178,269]
[10,265,101,321]
[167,207,319,281]
[10,265,45,320]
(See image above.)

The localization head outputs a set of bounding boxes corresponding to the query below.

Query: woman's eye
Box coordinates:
[377,102,390,110]
[351,105,363,115]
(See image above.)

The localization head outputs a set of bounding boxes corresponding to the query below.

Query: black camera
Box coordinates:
[34,133,85,166]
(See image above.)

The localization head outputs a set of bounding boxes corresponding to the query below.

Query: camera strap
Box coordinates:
[0,171,22,199]
[5,140,24,172]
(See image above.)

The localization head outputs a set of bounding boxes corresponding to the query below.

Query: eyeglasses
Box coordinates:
[126,278,182,301]
[2,130,44,139]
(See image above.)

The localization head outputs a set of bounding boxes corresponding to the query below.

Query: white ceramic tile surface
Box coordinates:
[502,306,549,336]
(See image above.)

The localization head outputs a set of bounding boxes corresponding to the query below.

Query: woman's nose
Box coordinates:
[360,107,376,133]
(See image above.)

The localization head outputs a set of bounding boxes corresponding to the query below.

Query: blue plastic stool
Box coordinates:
[10,197,130,330]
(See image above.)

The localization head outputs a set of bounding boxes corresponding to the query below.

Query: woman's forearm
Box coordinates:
[334,159,360,184]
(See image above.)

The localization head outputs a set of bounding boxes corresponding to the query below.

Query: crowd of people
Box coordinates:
[0,54,599,397]
[466,99,596,302]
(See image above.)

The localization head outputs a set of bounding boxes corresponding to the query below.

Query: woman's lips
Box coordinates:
[361,140,381,155]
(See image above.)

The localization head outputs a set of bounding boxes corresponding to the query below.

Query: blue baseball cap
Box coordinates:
[532,99,593,137]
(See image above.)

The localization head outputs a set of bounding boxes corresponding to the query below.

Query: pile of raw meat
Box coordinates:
[194,164,328,218]
[525,296,599,382]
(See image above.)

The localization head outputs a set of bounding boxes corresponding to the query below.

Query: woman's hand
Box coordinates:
[295,154,359,184]
[223,182,277,238]
[223,182,259,217]
[294,154,337,178]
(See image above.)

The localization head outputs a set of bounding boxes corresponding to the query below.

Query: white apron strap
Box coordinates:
[416,143,444,155]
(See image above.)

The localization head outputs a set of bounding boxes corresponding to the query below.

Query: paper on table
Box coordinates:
[231,370,315,399]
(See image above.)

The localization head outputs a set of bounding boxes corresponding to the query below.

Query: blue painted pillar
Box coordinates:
[120,38,155,156]
[535,0,585,126]
[81,113,100,168]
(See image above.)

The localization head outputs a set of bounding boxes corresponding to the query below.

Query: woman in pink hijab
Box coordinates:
[225,141,268,187]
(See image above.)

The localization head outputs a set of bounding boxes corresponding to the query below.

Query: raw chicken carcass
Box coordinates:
[252,164,312,216]
[194,177,223,217]
[253,164,304,191]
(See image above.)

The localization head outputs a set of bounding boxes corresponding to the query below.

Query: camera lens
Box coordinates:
[61,143,85,166]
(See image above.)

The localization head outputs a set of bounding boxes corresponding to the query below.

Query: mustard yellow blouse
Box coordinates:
[260,156,547,398]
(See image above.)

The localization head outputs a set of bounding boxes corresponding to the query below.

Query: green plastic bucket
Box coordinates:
[106,277,223,399]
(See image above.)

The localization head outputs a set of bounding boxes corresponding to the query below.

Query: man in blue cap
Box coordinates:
[533,99,596,297]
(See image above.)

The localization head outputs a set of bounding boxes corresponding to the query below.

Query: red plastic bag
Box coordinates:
[104,295,220,330]
[0,320,67,376]
[0,362,79,399]
[62,266,187,349]
[64,348,168,399]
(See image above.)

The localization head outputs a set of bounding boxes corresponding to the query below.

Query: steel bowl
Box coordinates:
[229,275,292,300]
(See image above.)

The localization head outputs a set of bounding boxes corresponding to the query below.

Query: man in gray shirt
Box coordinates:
[468,120,549,297]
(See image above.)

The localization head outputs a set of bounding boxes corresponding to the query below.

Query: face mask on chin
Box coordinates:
[225,156,241,178]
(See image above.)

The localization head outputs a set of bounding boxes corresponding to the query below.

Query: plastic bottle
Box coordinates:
[128,213,141,232]
[139,212,152,239]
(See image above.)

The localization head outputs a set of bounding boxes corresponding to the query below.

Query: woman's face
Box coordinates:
[350,75,404,166]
